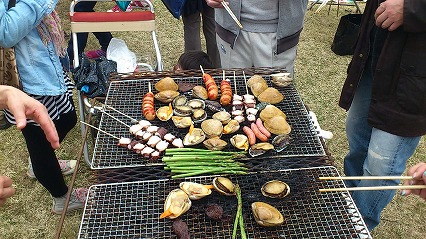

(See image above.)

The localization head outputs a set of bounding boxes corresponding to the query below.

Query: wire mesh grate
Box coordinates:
[91,75,325,169]
[79,166,371,239]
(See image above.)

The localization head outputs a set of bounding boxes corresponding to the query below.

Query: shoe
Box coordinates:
[85,49,106,59]
[27,159,77,179]
[52,188,88,214]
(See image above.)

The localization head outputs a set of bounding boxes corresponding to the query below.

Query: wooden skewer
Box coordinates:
[233,71,237,94]
[221,1,243,29]
[200,65,205,75]
[319,185,426,192]
[242,71,248,95]
[103,104,138,123]
[101,110,131,128]
[80,121,120,140]
[319,176,414,180]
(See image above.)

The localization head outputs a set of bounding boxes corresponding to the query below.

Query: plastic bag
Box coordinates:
[107,38,137,73]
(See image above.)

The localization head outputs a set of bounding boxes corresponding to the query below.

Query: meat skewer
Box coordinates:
[142,82,156,121]
[219,70,232,106]
[232,71,245,123]
[103,104,139,123]
[242,71,258,122]
[200,65,219,100]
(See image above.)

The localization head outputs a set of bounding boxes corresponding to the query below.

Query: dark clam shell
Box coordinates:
[272,134,292,152]
[205,100,225,113]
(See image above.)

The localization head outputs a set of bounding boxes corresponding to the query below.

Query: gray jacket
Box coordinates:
[215,0,308,54]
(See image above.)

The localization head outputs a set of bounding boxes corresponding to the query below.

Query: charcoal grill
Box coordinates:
[91,74,325,169]
[79,166,371,238]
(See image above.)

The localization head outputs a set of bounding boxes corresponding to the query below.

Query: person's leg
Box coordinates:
[93,32,113,52]
[202,6,220,68]
[217,30,253,68]
[182,12,202,52]
[343,70,373,187]
[351,128,420,231]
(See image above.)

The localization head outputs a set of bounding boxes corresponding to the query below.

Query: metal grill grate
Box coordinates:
[91,75,325,169]
[79,166,371,239]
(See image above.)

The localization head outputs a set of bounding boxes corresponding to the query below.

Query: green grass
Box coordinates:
[0,1,425,238]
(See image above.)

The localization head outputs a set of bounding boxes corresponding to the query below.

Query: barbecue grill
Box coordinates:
[91,74,325,169]
[79,166,371,238]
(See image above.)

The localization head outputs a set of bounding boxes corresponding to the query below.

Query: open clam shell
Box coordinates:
[203,137,228,151]
[251,202,284,227]
[179,182,213,200]
[230,134,249,151]
[271,72,293,87]
[212,177,235,196]
[272,134,292,152]
[249,143,274,157]
[187,99,205,109]
[201,119,223,138]
[172,116,192,128]
[156,103,173,121]
[183,124,206,146]
[261,180,290,199]
[160,189,192,219]
[223,119,240,134]
[212,111,231,125]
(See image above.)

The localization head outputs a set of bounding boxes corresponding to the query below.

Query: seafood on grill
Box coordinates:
[179,182,214,200]
[205,100,225,113]
[183,124,206,146]
[178,81,196,92]
[248,142,274,157]
[201,119,223,138]
[212,177,235,196]
[192,108,207,123]
[174,105,193,117]
[156,103,173,121]
[212,111,231,125]
[155,90,180,103]
[160,189,192,219]
[230,134,249,151]
[155,77,179,92]
[272,134,292,152]
[219,78,232,106]
[223,119,240,135]
[261,180,290,199]
[172,116,192,128]
[271,72,293,87]
[192,85,208,100]
[203,137,227,151]
[172,218,190,239]
[202,72,219,100]
[251,202,284,227]
[142,91,156,121]
[259,105,286,121]
[172,95,188,107]
[257,87,284,104]
[205,203,224,220]
[264,116,291,135]
[247,75,268,97]
[187,99,205,109]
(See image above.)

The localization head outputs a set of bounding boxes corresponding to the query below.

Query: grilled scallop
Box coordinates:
[261,180,290,199]
[212,177,235,196]
[251,202,284,227]
[160,189,192,219]
[179,182,214,200]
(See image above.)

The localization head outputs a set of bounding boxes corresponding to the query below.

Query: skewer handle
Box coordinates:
[319,176,414,180]
[233,71,237,94]
[101,110,131,128]
[200,65,205,75]
[319,185,426,192]
[80,121,120,140]
[103,104,138,123]
[242,71,248,94]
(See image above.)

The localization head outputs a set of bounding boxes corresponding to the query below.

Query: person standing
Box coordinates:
[339,0,426,231]
[1,0,87,214]
[182,0,220,68]
[205,0,308,76]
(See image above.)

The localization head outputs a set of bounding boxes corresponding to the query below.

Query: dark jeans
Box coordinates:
[21,108,77,197]
[67,1,113,63]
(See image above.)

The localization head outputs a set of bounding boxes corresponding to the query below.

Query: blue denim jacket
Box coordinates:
[0,0,66,96]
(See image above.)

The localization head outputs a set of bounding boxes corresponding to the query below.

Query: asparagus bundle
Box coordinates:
[163,148,248,179]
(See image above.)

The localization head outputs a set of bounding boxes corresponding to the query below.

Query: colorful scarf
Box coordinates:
[36,10,67,57]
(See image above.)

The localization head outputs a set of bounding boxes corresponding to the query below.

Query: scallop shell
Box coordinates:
[155,90,180,103]
[264,116,291,135]
[201,119,223,138]
[203,137,228,151]
[259,105,286,122]
[212,177,235,196]
[247,75,268,97]
[261,180,290,199]
[230,134,249,151]
[212,111,232,125]
[223,119,240,134]
[155,77,179,92]
[257,87,284,104]
[192,86,208,100]
[251,202,284,227]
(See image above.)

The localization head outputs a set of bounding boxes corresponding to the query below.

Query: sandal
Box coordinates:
[27,159,77,179]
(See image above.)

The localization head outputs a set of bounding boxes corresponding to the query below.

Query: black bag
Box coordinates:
[331,14,363,56]
[71,54,117,98]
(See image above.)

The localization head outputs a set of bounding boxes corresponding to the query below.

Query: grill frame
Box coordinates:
[90,75,325,169]
[79,166,371,239]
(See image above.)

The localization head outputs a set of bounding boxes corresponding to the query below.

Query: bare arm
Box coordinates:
[0,86,59,149]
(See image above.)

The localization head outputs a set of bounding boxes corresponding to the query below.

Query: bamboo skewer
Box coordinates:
[242,71,248,95]
[101,110,131,128]
[319,185,426,192]
[319,176,414,180]
[221,1,243,29]
[233,71,237,94]
[103,104,138,123]
[80,121,120,140]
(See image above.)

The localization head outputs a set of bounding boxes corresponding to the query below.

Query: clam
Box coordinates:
[271,72,293,87]
[223,119,240,134]
[156,103,173,121]
[183,124,206,146]
[259,105,286,121]
[264,116,291,135]
[249,143,274,157]
[192,85,208,100]
[187,99,205,109]
[179,182,214,200]
[174,105,193,117]
[172,116,192,128]
[201,119,223,138]
[251,202,284,227]
[155,90,180,103]
[212,177,235,196]
[203,137,228,151]
[247,75,268,97]
[272,134,292,152]
[212,111,231,125]
[230,134,249,151]
[261,180,290,199]
[172,95,188,107]
[192,108,207,123]
[257,87,284,104]
[205,100,225,112]
[155,77,179,92]
[159,189,192,219]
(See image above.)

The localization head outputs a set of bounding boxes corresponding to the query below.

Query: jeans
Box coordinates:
[343,69,421,231]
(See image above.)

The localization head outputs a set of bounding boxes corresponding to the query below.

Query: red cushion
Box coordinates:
[70,11,155,22]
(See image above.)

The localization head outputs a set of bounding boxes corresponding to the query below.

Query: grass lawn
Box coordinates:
[0,1,425,238]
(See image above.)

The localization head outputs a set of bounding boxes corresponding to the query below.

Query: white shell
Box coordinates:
[179,182,212,200]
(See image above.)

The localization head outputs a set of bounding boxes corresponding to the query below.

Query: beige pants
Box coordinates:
[216,30,297,76]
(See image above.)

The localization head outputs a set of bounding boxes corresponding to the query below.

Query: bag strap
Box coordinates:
[8,0,16,9]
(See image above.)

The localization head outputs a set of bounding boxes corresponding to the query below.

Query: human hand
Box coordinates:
[374,0,404,31]
[401,162,426,200]
[0,175,15,207]
[205,0,226,8]
[0,86,60,149]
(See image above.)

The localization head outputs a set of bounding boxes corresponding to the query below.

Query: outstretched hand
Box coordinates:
[374,0,404,31]
[402,162,426,200]
[0,176,15,207]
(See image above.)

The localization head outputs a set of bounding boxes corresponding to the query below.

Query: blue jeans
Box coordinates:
[343,70,421,231]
